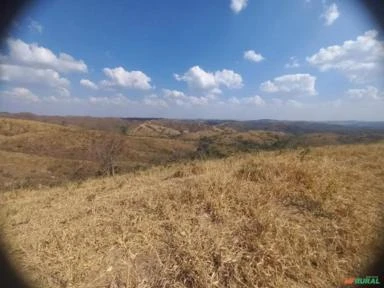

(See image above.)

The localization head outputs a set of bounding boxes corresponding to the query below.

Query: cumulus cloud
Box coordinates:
[89,95,136,105]
[0,64,70,88]
[285,57,300,68]
[0,87,40,103]
[0,38,90,100]
[57,87,71,98]
[321,3,340,26]
[163,89,210,106]
[101,67,152,90]
[230,0,248,13]
[163,89,187,99]
[269,98,305,108]
[245,95,266,105]
[307,30,384,83]
[215,69,243,88]
[143,94,168,107]
[175,66,216,90]
[260,73,317,96]
[229,95,265,106]
[174,66,243,92]
[244,50,265,63]
[3,38,87,73]
[0,86,76,104]
[347,86,383,101]
[80,79,98,90]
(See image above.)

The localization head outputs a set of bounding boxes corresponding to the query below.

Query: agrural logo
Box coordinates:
[344,276,381,286]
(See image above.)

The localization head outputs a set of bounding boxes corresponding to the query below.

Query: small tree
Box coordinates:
[196,137,224,159]
[90,135,124,176]
[119,125,128,135]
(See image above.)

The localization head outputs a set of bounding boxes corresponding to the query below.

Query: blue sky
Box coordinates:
[1,0,383,120]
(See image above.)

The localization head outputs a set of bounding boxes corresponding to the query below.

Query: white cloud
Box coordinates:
[285,57,300,68]
[88,96,111,104]
[244,95,266,105]
[175,66,216,90]
[260,73,317,96]
[0,38,88,101]
[163,89,187,99]
[0,85,75,104]
[101,67,152,90]
[89,95,136,105]
[0,87,40,103]
[260,81,279,93]
[28,19,43,34]
[229,95,265,106]
[244,50,265,63]
[143,94,168,107]
[228,97,241,104]
[215,69,243,88]
[163,89,210,106]
[43,96,81,103]
[163,89,189,106]
[57,87,71,98]
[175,66,243,91]
[230,0,248,13]
[210,87,223,95]
[0,64,70,88]
[3,38,87,73]
[307,30,384,82]
[347,86,383,101]
[186,96,210,106]
[80,79,98,90]
[269,98,305,108]
[321,3,340,26]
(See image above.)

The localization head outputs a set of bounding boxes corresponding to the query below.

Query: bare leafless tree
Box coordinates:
[89,134,124,176]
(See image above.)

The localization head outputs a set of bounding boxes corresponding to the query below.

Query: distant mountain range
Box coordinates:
[1,112,384,135]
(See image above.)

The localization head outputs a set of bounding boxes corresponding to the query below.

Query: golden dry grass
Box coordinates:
[132,122,182,137]
[0,150,98,190]
[0,118,196,190]
[0,118,194,161]
[0,142,383,288]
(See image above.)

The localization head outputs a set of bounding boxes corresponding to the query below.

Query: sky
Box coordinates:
[0,0,383,120]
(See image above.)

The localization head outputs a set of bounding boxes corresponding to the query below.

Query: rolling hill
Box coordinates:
[0,117,195,190]
[0,116,299,191]
[1,113,384,191]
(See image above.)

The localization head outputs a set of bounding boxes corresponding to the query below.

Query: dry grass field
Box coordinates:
[0,118,196,190]
[0,117,292,190]
[0,142,383,287]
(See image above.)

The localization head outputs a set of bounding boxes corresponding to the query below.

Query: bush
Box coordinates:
[195,137,225,159]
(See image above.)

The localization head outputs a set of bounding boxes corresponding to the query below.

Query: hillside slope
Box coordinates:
[0,112,142,133]
[0,117,294,190]
[0,143,383,288]
[0,118,195,190]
